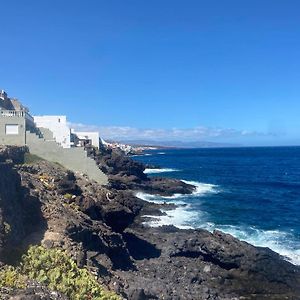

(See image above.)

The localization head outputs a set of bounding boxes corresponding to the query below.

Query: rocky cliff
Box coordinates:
[87,146,195,196]
[0,146,299,300]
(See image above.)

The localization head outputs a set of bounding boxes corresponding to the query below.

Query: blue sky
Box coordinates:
[0,0,299,145]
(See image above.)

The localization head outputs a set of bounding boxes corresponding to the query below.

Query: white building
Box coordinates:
[34,115,101,149]
[71,130,100,149]
[34,115,71,148]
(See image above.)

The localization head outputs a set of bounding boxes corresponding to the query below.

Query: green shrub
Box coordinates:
[0,246,120,300]
[63,193,74,200]
[0,266,26,289]
[21,246,120,300]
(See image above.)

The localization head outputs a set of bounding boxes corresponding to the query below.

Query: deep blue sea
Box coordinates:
[132,146,300,265]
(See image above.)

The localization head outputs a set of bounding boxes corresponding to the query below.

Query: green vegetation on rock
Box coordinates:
[0,266,26,289]
[0,246,120,300]
[63,193,74,200]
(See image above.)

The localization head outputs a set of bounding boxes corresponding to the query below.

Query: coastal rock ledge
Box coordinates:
[0,146,299,300]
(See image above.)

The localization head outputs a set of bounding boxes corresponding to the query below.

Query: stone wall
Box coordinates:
[26,129,108,186]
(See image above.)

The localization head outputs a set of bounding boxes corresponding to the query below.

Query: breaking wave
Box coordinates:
[201,223,300,265]
[143,205,199,229]
[132,147,300,266]
[136,180,218,202]
[136,181,300,265]
[182,180,218,196]
[136,180,218,229]
[144,168,179,174]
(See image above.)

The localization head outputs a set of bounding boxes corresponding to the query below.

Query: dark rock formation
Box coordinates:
[0,147,46,264]
[0,146,28,164]
[94,147,147,180]
[91,146,195,196]
[119,225,300,299]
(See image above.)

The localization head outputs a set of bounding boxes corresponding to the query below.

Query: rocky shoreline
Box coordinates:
[0,146,300,299]
[87,146,196,197]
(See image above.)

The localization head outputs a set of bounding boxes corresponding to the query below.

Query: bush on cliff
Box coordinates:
[0,266,26,289]
[0,246,120,300]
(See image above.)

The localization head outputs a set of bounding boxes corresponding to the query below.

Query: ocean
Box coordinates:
[132,146,300,265]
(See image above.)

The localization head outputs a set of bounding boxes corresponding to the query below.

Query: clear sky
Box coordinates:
[0,0,299,145]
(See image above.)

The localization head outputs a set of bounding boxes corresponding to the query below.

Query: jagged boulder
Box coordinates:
[95,147,147,179]
[0,146,28,164]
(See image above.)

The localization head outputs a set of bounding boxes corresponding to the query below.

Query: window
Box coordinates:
[5,124,19,135]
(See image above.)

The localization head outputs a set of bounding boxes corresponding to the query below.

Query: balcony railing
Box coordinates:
[0,110,34,123]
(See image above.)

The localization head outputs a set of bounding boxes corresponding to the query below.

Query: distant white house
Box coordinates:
[34,115,100,149]
[34,115,71,148]
[71,130,100,149]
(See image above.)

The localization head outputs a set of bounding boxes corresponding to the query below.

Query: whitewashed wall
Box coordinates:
[34,115,71,148]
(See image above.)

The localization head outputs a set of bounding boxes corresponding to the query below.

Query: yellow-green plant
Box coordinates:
[21,246,120,300]
[63,193,74,200]
[0,266,26,289]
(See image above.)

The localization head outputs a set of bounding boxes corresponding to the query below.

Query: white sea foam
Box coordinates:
[136,188,300,265]
[144,168,179,174]
[136,180,217,203]
[201,223,300,265]
[135,192,186,203]
[143,205,199,229]
[182,180,218,196]
[136,180,218,230]
[157,152,166,155]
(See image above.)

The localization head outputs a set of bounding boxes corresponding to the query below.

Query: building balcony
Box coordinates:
[0,110,34,123]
